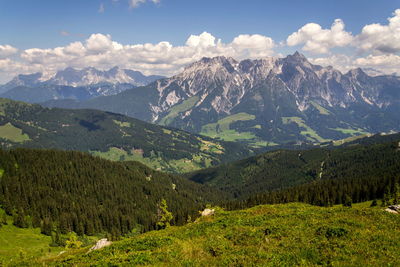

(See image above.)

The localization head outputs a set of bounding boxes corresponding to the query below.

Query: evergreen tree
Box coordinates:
[393,183,400,205]
[382,186,391,206]
[342,195,352,207]
[41,218,53,236]
[13,210,28,228]
[157,199,173,229]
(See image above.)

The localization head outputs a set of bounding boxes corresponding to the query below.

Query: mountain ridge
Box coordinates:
[0,67,165,102]
[41,52,400,146]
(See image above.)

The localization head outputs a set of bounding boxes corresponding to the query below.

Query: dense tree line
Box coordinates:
[0,148,224,238]
[225,174,400,210]
[224,141,400,209]
[188,137,400,199]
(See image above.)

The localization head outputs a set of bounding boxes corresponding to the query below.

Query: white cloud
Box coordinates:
[85,34,117,53]
[356,9,400,54]
[231,34,275,58]
[310,53,400,76]
[186,32,216,48]
[0,32,276,83]
[0,45,18,59]
[309,54,355,73]
[287,19,353,54]
[129,0,159,9]
[353,54,400,75]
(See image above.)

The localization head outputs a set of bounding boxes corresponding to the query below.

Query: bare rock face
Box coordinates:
[90,238,112,251]
[201,208,215,216]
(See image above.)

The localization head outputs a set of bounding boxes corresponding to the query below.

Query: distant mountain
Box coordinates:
[46,66,164,87]
[0,67,164,102]
[49,52,400,146]
[0,72,43,93]
[0,98,251,173]
[1,83,134,103]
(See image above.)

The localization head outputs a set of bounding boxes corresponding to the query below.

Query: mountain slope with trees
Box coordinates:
[0,98,252,173]
[187,134,400,200]
[0,148,226,239]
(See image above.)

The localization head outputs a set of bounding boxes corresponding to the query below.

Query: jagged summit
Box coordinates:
[291,51,307,59]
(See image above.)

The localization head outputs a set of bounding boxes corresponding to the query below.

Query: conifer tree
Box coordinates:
[13,210,28,228]
[393,183,400,205]
[343,195,352,207]
[157,199,173,229]
[41,218,53,236]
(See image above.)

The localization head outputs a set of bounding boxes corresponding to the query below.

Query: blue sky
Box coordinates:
[1,0,398,48]
[0,0,399,83]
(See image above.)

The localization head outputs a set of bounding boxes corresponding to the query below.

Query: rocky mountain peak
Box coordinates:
[346,68,367,78]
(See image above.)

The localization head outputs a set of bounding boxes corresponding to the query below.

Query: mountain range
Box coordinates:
[0,67,164,102]
[41,52,400,146]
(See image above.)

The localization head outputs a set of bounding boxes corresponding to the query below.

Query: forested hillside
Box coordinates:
[0,98,252,173]
[0,149,225,239]
[188,136,400,203]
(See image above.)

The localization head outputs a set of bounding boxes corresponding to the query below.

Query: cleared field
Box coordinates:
[0,122,30,143]
[159,96,200,126]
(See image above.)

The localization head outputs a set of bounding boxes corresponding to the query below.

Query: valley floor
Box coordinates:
[40,202,399,266]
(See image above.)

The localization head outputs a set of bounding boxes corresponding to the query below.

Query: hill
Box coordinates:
[0,98,252,173]
[0,148,226,240]
[44,202,400,266]
[187,134,400,199]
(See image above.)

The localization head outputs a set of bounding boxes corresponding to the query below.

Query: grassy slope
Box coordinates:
[0,209,63,265]
[200,112,272,147]
[282,116,328,142]
[159,96,200,126]
[46,202,400,266]
[0,123,30,143]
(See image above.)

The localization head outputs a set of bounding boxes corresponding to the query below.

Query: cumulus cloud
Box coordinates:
[287,19,353,54]
[0,32,276,83]
[356,9,400,54]
[129,0,159,9]
[231,34,275,58]
[310,53,400,76]
[0,45,18,59]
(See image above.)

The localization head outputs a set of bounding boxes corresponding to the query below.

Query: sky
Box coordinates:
[0,0,400,83]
